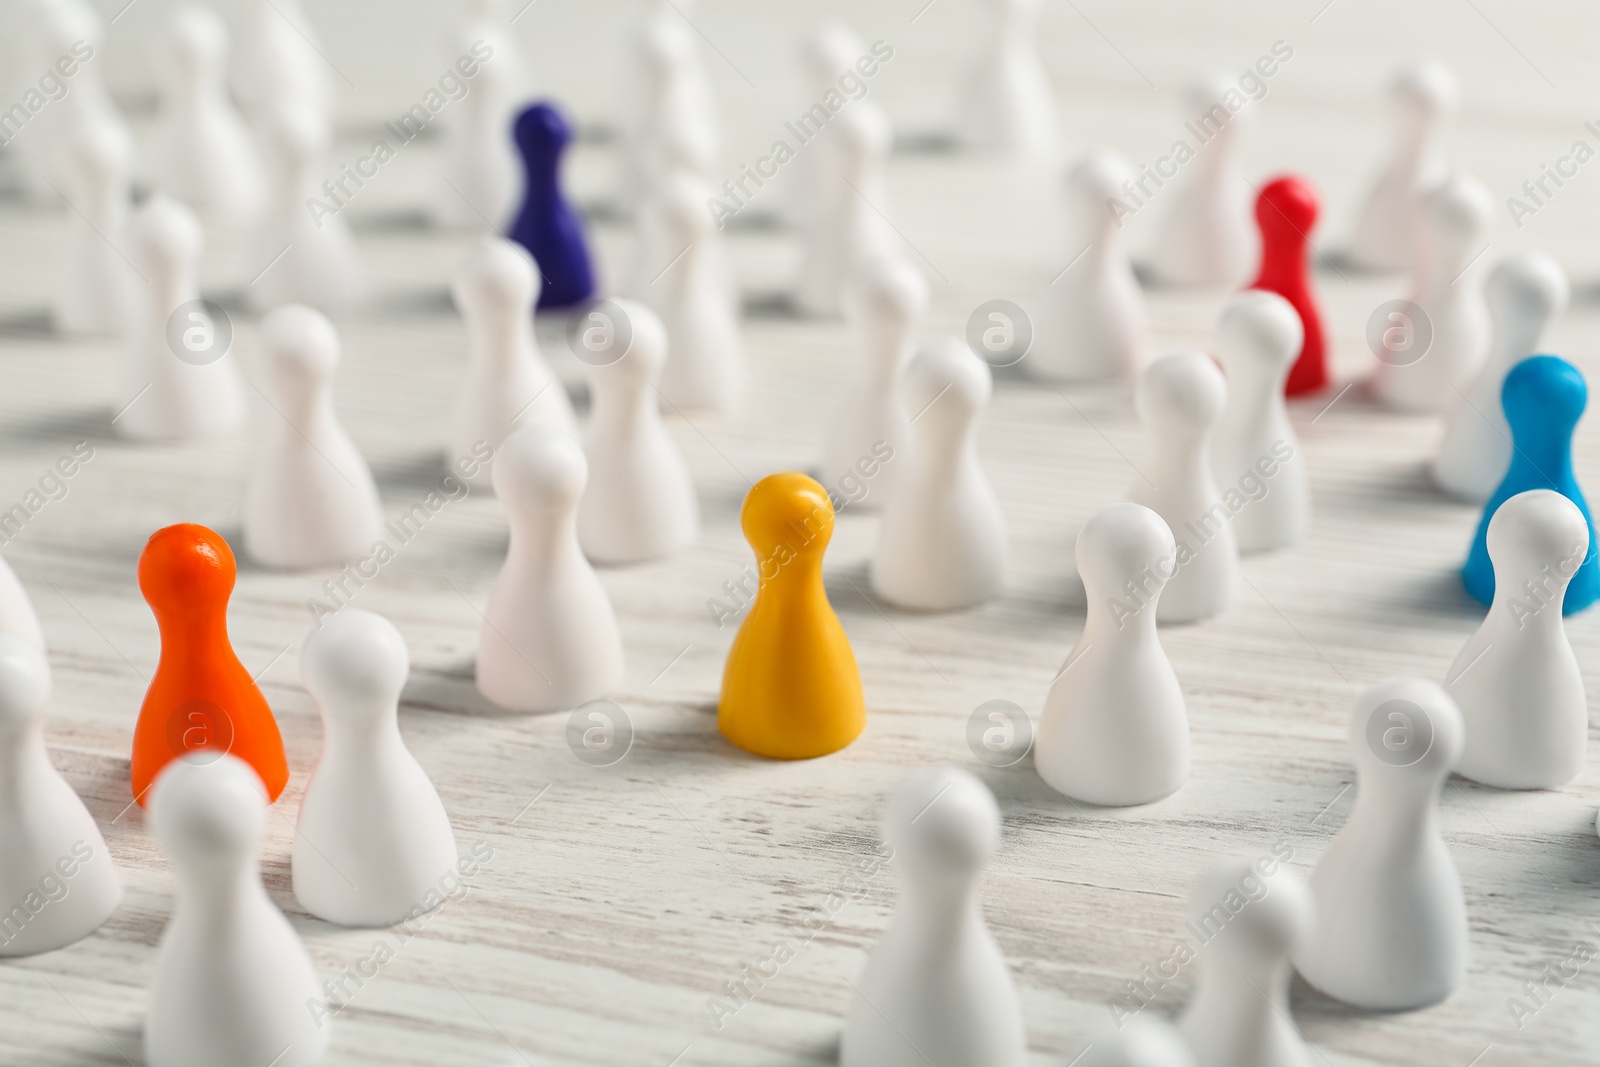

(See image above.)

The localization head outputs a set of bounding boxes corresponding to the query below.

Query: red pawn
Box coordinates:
[1249,175,1330,396]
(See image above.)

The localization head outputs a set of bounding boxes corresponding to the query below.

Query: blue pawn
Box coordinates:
[508,101,596,311]
[1463,354,1600,612]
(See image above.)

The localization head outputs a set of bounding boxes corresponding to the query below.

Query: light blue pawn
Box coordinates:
[1463,354,1600,612]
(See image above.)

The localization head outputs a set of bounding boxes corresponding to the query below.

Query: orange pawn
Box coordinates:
[130,524,288,806]
[719,473,866,759]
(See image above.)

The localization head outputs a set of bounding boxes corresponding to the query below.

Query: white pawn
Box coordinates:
[33,0,126,191]
[116,196,245,441]
[839,768,1025,1067]
[576,300,699,564]
[450,238,576,492]
[53,117,136,336]
[155,5,264,221]
[1294,677,1467,1010]
[1077,1017,1196,1067]
[477,426,625,712]
[442,0,534,229]
[244,305,383,569]
[1152,74,1257,287]
[252,104,363,314]
[958,0,1058,161]
[1434,253,1569,501]
[627,15,717,212]
[0,555,45,651]
[1347,61,1459,273]
[0,636,119,957]
[790,24,865,232]
[1130,352,1237,623]
[1036,503,1186,805]
[648,172,744,412]
[628,122,726,303]
[1447,491,1588,789]
[294,609,459,926]
[797,100,895,318]
[822,256,928,509]
[1211,291,1309,553]
[1178,854,1315,1067]
[871,340,1008,610]
[1033,151,1147,381]
[145,755,327,1067]
[237,0,330,119]
[1371,171,1492,412]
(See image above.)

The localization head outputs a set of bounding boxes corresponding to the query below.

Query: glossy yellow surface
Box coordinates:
[718,472,866,759]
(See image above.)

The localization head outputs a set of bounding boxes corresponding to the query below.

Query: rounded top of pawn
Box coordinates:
[1067,149,1134,203]
[1136,350,1226,435]
[1188,852,1313,959]
[168,4,230,66]
[303,608,409,717]
[834,101,893,162]
[1504,355,1586,438]
[802,22,865,80]
[453,237,540,315]
[740,472,834,560]
[1420,171,1492,239]
[65,116,133,182]
[1078,1016,1197,1067]
[261,101,330,162]
[1184,71,1247,118]
[131,195,203,272]
[257,304,339,387]
[590,298,667,382]
[1216,290,1303,374]
[885,766,1000,879]
[638,14,696,73]
[1076,503,1175,598]
[148,753,267,865]
[1486,251,1569,323]
[40,0,104,52]
[653,171,716,238]
[1393,59,1460,114]
[1349,676,1463,780]
[847,255,929,327]
[0,635,51,735]
[492,423,588,509]
[1255,174,1319,233]
[513,101,572,157]
[904,338,991,428]
[1487,489,1590,586]
[139,523,237,615]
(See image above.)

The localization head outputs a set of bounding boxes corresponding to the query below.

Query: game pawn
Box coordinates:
[1248,175,1328,396]
[508,101,596,311]
[718,473,865,759]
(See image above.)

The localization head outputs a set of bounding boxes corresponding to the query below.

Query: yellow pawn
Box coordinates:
[719,472,866,759]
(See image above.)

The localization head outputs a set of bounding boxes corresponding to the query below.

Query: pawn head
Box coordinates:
[0,635,50,736]
[1254,174,1319,236]
[834,101,893,164]
[261,102,330,166]
[148,752,267,867]
[1184,72,1248,124]
[1075,503,1175,602]
[1486,489,1589,589]
[40,0,104,54]
[1503,355,1586,444]
[904,338,991,432]
[1067,149,1134,206]
[1216,290,1303,374]
[1420,172,1492,245]
[846,255,929,330]
[1485,251,1569,325]
[802,22,866,83]
[453,237,540,317]
[492,423,588,509]
[588,298,666,383]
[513,101,573,159]
[256,304,339,396]
[131,195,203,275]
[739,472,834,562]
[167,5,229,71]
[65,116,133,188]
[1136,350,1227,437]
[138,524,237,618]
[1393,59,1460,116]
[1188,852,1313,962]
[303,608,409,717]
[653,171,716,240]
[1349,676,1463,781]
[885,766,1000,880]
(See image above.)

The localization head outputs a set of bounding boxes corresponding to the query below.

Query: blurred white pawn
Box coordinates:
[1347,60,1458,272]
[797,101,895,318]
[116,196,245,441]
[627,12,717,212]
[155,5,264,221]
[839,768,1025,1067]
[1130,352,1237,623]
[0,636,119,957]
[442,0,535,229]
[627,122,724,300]
[17,0,123,199]
[145,755,327,1067]
[1434,253,1568,501]
[577,300,699,564]
[1036,503,1187,806]
[1211,291,1309,552]
[1447,490,1588,789]
[295,609,459,926]
[245,306,381,569]
[647,172,743,412]
[790,24,866,233]
[822,256,928,509]
[477,426,625,712]
[1033,151,1146,381]
[1076,1018,1196,1067]
[871,340,1007,610]
[252,105,363,314]
[1294,678,1467,1009]
[237,0,330,118]
[450,238,575,492]
[0,555,45,651]
[958,0,1058,161]
[1152,74,1256,287]
[1371,172,1491,412]
[53,118,137,335]
[1178,854,1314,1067]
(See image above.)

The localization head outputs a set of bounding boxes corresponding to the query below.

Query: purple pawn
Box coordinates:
[508,102,595,311]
